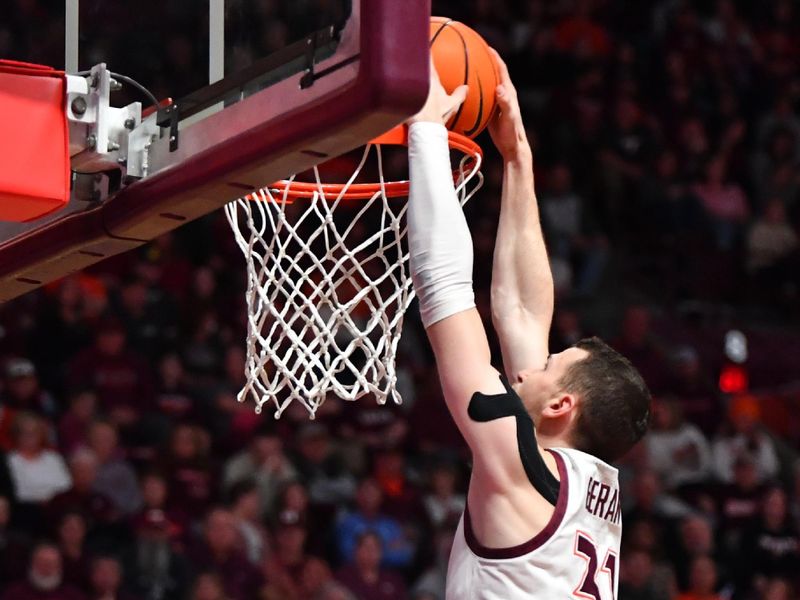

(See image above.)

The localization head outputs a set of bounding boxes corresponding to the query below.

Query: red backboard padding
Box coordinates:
[0,60,69,222]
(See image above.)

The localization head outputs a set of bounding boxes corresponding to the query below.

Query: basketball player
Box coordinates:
[406,53,651,599]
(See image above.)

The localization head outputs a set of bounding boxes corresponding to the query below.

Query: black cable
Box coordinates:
[72,69,160,110]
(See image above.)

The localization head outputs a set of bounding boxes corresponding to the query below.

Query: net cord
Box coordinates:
[225,142,483,418]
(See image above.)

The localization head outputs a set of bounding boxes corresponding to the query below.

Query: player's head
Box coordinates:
[516,337,650,462]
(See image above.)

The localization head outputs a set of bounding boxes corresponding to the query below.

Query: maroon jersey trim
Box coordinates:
[463,449,569,559]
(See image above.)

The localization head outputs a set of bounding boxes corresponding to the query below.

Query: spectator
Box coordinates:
[87,555,134,600]
[738,487,800,594]
[618,548,675,600]
[7,413,71,504]
[1,358,58,420]
[599,98,656,231]
[717,452,770,555]
[58,390,98,455]
[671,516,723,591]
[746,199,798,299]
[124,506,188,600]
[539,163,608,296]
[189,572,230,600]
[752,128,799,213]
[209,345,263,451]
[412,525,457,600]
[1,542,86,600]
[691,156,750,249]
[188,508,263,600]
[336,478,414,569]
[611,305,668,393]
[68,319,153,428]
[56,511,90,591]
[646,398,712,491]
[712,394,780,484]
[0,494,29,586]
[663,347,723,437]
[336,531,407,600]
[760,578,795,600]
[422,459,465,529]
[313,582,357,600]
[132,471,187,539]
[154,353,198,424]
[47,449,116,531]
[223,425,296,514]
[227,479,267,565]
[261,509,332,600]
[114,276,175,357]
[164,424,218,521]
[87,421,142,516]
[371,445,425,524]
[676,555,723,600]
[292,423,356,507]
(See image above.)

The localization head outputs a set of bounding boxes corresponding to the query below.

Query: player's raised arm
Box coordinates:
[406,67,511,459]
[488,50,554,380]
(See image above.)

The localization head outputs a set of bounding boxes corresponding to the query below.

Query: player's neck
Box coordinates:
[534,428,573,450]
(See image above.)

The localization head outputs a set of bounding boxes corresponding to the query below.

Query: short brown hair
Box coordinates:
[560,337,651,463]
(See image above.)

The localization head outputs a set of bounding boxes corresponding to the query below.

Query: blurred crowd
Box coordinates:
[2,0,800,599]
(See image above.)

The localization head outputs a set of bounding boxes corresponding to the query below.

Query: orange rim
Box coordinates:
[257,125,483,201]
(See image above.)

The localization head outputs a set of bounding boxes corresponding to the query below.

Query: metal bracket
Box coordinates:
[156,103,180,151]
[300,32,320,89]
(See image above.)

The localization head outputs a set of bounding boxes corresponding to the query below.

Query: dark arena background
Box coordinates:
[2,1,800,599]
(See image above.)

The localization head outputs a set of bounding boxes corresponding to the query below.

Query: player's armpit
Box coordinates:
[426,308,536,485]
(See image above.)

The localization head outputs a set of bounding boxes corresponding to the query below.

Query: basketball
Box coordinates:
[430,17,501,138]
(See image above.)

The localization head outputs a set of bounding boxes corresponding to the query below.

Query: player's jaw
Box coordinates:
[512,347,590,426]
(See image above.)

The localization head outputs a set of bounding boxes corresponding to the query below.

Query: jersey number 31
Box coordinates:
[573,532,617,600]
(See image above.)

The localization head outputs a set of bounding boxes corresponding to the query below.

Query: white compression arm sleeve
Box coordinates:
[407,121,476,328]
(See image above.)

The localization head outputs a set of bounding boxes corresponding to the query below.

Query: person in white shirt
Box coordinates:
[646,397,712,490]
[7,413,70,503]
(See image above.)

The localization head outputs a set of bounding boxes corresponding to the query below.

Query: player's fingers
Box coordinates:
[444,84,468,120]
[496,85,513,110]
[490,48,518,98]
[490,48,511,84]
[451,84,469,106]
[429,55,443,85]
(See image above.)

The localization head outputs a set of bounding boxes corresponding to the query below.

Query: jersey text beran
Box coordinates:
[585,477,621,525]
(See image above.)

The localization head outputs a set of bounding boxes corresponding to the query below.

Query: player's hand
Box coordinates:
[488,49,531,162]
[409,58,468,126]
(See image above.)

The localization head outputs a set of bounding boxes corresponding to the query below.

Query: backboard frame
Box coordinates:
[0,0,430,302]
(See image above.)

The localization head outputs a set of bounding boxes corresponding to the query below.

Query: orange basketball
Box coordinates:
[430,17,501,139]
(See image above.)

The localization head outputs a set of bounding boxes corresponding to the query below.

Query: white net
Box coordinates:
[225,141,482,418]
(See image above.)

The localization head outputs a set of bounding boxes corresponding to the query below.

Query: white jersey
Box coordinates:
[446,448,621,600]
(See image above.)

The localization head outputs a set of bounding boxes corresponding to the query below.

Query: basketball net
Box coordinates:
[225,133,483,418]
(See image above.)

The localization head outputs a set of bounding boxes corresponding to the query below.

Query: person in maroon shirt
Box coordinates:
[58,390,98,455]
[336,531,407,600]
[56,511,91,591]
[87,555,136,600]
[1,542,87,600]
[188,508,263,600]
[261,509,333,600]
[46,448,116,531]
[164,424,218,522]
[67,319,153,427]
[131,471,189,543]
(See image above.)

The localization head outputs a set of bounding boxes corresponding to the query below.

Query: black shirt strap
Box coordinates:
[467,375,560,506]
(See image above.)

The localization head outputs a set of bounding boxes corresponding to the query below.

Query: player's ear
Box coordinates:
[541,393,576,419]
